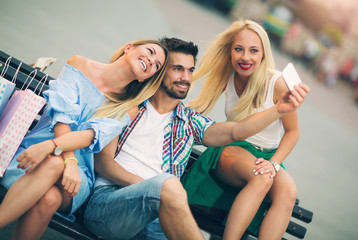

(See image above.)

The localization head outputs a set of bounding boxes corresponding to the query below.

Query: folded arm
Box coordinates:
[94,136,144,187]
[17,127,94,170]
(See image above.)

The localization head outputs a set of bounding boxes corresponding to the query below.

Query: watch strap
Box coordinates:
[269,160,280,172]
[50,139,58,151]
[50,139,62,156]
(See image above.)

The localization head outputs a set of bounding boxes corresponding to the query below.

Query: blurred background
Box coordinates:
[1,0,358,239]
[231,0,358,103]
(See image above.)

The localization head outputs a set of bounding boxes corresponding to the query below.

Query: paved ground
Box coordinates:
[1,0,358,239]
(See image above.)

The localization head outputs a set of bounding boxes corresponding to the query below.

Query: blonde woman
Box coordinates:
[181,20,301,239]
[0,39,168,240]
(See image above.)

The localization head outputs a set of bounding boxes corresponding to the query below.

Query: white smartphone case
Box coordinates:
[282,63,302,91]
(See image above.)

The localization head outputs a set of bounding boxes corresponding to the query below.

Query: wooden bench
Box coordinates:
[0,50,313,240]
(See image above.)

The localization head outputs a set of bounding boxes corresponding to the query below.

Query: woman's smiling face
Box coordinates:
[231,28,264,80]
[125,43,166,82]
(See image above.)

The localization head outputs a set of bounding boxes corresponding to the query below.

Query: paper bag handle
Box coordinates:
[11,61,23,83]
[0,56,23,84]
[21,69,37,90]
[33,74,48,95]
[0,56,11,78]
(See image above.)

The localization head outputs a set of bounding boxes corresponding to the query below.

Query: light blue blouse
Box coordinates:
[1,64,131,221]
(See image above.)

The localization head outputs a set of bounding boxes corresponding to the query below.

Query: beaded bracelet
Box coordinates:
[64,157,78,165]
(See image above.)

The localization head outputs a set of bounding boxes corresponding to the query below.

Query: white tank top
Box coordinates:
[225,72,283,149]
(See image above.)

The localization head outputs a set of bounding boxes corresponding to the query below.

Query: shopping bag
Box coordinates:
[0,71,47,176]
[0,57,19,115]
[0,77,15,115]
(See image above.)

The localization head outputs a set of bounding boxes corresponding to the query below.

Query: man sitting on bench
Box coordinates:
[83,37,310,240]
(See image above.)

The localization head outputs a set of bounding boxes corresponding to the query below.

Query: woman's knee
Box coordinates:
[42,156,65,176]
[271,176,297,208]
[284,181,297,205]
[161,177,187,207]
[248,174,274,194]
[36,186,62,213]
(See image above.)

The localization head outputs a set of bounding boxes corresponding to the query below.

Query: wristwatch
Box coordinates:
[51,139,63,156]
[269,160,280,172]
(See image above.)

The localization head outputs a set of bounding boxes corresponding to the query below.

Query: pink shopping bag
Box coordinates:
[0,72,47,176]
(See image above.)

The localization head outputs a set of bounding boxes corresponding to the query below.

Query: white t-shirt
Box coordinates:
[225,72,283,149]
[95,101,173,187]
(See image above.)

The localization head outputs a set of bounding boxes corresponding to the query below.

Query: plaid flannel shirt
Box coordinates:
[115,100,215,179]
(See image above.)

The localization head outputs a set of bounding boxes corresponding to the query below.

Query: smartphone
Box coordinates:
[282,63,302,91]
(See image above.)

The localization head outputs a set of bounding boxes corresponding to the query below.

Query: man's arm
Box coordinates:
[202,83,310,147]
[94,136,144,187]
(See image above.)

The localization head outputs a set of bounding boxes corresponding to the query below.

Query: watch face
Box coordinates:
[270,160,280,172]
[275,164,280,171]
[54,146,63,156]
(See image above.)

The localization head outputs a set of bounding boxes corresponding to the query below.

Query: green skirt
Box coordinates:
[181,140,284,236]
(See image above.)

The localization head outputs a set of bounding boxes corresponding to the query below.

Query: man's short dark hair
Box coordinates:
[159,37,199,64]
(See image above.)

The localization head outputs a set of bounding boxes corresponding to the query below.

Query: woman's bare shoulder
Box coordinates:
[67,55,88,69]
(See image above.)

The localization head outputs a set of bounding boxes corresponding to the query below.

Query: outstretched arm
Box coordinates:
[94,136,144,187]
[202,83,310,147]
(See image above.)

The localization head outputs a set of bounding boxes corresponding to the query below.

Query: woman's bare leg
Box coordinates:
[10,168,77,240]
[0,156,64,228]
[11,185,63,240]
[214,146,273,240]
[258,169,297,240]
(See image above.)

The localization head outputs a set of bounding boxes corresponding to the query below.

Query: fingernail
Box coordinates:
[254,172,258,176]
[260,171,264,175]
[25,171,28,174]
[253,169,256,173]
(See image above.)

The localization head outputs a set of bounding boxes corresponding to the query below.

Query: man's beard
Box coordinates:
[161,81,190,99]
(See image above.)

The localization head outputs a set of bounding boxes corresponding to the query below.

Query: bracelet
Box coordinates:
[64,157,78,165]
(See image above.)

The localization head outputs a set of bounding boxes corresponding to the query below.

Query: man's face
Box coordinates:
[160,52,195,99]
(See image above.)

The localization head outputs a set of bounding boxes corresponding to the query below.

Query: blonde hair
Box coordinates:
[93,39,168,121]
[189,19,275,122]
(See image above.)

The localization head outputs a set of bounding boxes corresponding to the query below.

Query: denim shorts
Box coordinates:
[84,173,175,240]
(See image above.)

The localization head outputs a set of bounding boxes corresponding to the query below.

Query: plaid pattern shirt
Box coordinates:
[115,100,215,179]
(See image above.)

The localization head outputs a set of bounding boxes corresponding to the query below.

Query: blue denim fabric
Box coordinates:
[138,218,166,240]
[84,173,174,240]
